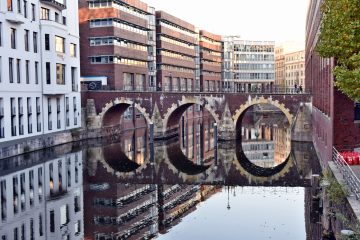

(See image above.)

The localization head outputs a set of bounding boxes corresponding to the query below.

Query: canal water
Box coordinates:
[0,104,323,240]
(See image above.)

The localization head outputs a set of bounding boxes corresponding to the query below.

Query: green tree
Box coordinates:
[316,0,360,101]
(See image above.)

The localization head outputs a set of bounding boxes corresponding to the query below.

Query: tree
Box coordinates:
[316,0,360,101]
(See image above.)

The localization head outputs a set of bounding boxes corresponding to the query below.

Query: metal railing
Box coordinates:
[82,83,309,95]
[332,147,360,199]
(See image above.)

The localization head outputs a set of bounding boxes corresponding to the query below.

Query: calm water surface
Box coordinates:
[0,104,322,240]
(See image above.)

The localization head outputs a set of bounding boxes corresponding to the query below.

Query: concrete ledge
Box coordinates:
[329,161,360,221]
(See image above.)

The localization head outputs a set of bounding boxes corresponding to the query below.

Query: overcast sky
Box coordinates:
[145,0,310,46]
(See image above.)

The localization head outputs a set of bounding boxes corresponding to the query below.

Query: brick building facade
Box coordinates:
[306,0,360,163]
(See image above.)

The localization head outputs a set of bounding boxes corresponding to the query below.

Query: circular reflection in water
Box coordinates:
[102,128,149,173]
[240,103,291,168]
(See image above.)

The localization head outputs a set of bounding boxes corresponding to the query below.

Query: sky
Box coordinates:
[145,0,310,46]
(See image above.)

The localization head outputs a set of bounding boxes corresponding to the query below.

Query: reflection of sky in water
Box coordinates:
[157,187,305,240]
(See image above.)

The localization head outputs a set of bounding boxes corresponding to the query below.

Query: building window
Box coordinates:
[7,0,13,11]
[355,103,360,121]
[0,22,2,47]
[10,28,16,49]
[9,58,14,83]
[24,29,29,51]
[44,34,50,50]
[33,32,38,53]
[0,57,2,83]
[25,60,29,84]
[23,0,27,18]
[55,36,65,53]
[46,62,51,84]
[60,205,69,226]
[70,43,76,57]
[40,7,49,20]
[16,59,21,83]
[56,64,65,84]
[31,3,35,21]
[49,210,55,232]
[35,61,39,84]
[55,12,59,22]
[71,67,77,91]
[17,0,21,13]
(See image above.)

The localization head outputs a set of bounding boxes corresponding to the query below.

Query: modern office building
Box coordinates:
[306,0,360,162]
[0,150,84,240]
[78,0,157,91]
[222,36,275,92]
[155,11,198,92]
[0,0,81,143]
[199,30,222,92]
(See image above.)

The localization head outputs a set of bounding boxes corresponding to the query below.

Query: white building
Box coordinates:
[0,150,83,240]
[0,0,81,143]
[222,36,275,92]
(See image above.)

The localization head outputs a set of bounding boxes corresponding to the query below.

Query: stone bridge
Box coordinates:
[82,91,312,141]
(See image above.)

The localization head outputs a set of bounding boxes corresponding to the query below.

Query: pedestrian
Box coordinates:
[299,85,303,93]
[294,83,298,93]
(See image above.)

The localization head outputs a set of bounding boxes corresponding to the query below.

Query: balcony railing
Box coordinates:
[332,147,360,200]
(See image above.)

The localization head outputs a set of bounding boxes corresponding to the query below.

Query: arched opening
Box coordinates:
[235,103,291,170]
[102,103,148,132]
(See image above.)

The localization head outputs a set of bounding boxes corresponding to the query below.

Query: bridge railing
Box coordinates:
[332,147,360,200]
[82,84,308,95]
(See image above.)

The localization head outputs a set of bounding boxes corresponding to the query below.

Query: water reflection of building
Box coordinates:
[0,151,83,240]
[84,151,221,240]
[241,105,291,167]
[179,106,215,164]
[120,128,148,166]
[85,183,159,240]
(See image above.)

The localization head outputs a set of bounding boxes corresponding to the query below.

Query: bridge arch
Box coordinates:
[162,96,220,134]
[232,96,294,137]
[99,98,152,127]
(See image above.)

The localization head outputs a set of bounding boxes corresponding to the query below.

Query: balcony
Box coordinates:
[40,0,66,10]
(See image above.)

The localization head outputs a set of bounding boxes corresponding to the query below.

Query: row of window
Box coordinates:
[158,64,195,74]
[158,50,195,61]
[6,26,77,57]
[1,96,78,138]
[4,58,39,84]
[88,0,149,20]
[233,44,274,53]
[233,54,275,62]
[158,20,196,38]
[3,57,78,87]
[89,37,147,51]
[200,36,222,47]
[201,49,222,57]
[8,27,38,53]
[233,63,275,71]
[233,73,275,80]
[40,7,66,25]
[286,64,304,70]
[201,71,221,77]
[6,0,36,21]
[89,18,148,36]
[158,36,195,49]
[201,60,221,66]
[89,56,148,67]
